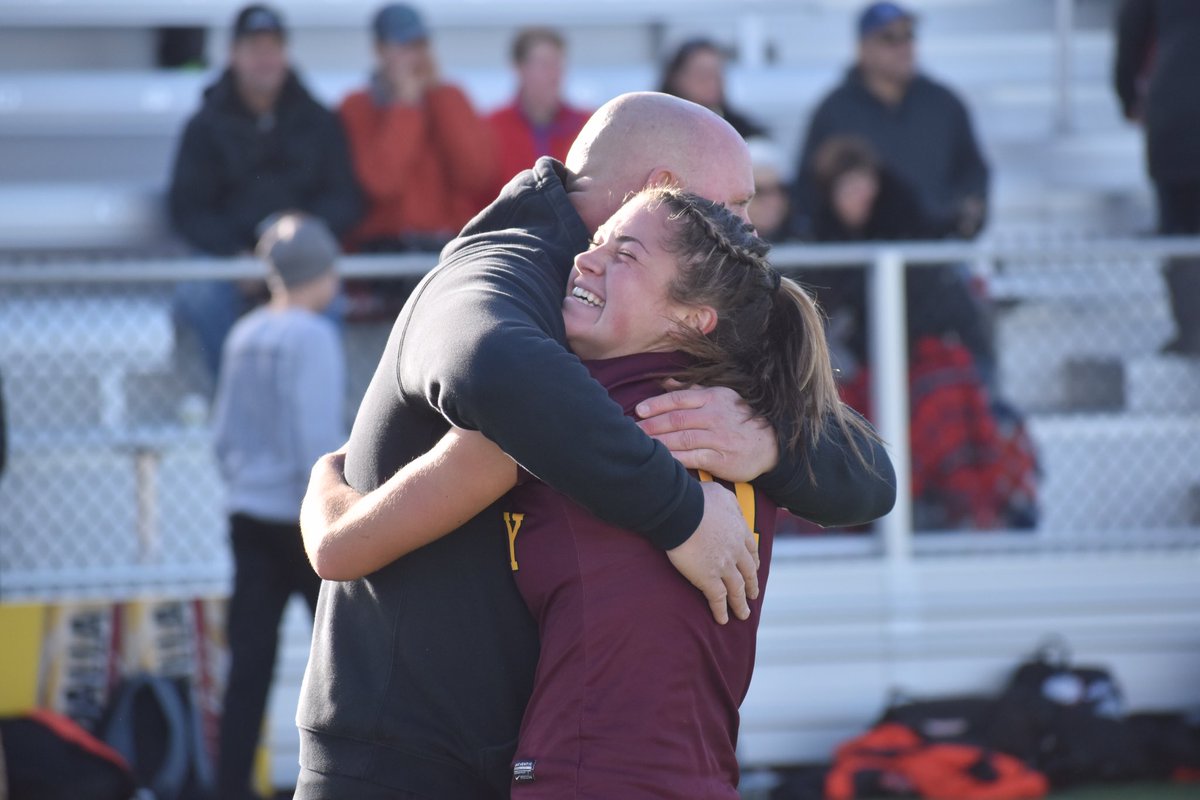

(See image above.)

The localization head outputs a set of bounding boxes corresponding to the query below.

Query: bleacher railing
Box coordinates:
[3,235,1200,601]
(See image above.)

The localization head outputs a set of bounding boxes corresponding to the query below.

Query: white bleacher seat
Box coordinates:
[0,183,170,251]
[1125,356,1200,415]
[0,291,173,429]
[1031,413,1200,530]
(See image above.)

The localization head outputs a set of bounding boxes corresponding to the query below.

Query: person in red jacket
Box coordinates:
[485,28,590,200]
[340,3,494,253]
[338,3,495,317]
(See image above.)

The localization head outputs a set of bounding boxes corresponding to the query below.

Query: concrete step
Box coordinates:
[1028,413,1200,532]
[995,294,1174,413]
[0,435,226,576]
[0,290,176,429]
[1126,355,1200,414]
[0,183,172,249]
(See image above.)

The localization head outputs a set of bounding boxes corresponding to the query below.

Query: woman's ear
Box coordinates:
[686,305,718,336]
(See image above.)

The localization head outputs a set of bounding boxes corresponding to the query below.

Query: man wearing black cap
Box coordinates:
[168,3,363,378]
[791,1,990,240]
[211,212,346,800]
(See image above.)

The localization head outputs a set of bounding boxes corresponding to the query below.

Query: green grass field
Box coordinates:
[757,774,1200,800]
[1047,784,1199,799]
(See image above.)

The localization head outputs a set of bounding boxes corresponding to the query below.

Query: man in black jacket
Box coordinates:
[167,4,363,377]
[791,2,989,240]
[295,92,896,800]
[1115,0,1200,356]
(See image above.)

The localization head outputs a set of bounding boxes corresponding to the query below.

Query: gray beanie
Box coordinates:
[256,213,340,289]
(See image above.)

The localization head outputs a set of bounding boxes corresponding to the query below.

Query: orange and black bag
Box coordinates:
[825,722,1048,800]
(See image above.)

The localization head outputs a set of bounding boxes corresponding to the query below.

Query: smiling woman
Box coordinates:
[300,185,880,798]
[563,191,715,361]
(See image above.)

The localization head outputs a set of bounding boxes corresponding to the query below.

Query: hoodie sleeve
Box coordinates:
[167,115,245,255]
[304,110,364,237]
[397,207,705,551]
[1113,0,1156,120]
[754,407,897,527]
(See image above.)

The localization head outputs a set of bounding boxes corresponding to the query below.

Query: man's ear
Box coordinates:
[645,167,679,190]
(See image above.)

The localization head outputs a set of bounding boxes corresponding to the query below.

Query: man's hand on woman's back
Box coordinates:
[667,482,760,625]
[636,382,779,483]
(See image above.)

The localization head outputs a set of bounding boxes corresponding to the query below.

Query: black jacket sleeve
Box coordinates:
[1113,0,1155,120]
[396,198,704,550]
[947,93,990,235]
[754,406,896,527]
[167,116,245,256]
[303,114,364,238]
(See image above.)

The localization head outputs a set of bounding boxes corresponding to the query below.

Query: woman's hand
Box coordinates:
[300,431,520,581]
[300,446,363,574]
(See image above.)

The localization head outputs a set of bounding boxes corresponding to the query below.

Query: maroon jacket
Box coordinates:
[504,351,779,799]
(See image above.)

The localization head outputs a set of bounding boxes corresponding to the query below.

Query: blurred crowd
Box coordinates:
[19,3,1188,796]
[166,1,1053,543]
[160,0,1200,538]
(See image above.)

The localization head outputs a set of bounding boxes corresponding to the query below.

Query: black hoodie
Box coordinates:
[167,69,362,255]
[297,157,895,798]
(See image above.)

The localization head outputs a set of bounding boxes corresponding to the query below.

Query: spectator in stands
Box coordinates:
[791,2,989,241]
[210,213,345,800]
[810,135,947,243]
[746,137,796,243]
[805,134,993,383]
[1114,0,1200,356]
[168,3,362,379]
[485,27,590,200]
[338,2,495,317]
[659,38,767,141]
[804,135,1036,532]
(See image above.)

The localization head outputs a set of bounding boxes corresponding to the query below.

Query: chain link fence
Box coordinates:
[0,264,400,601]
[2,244,1199,601]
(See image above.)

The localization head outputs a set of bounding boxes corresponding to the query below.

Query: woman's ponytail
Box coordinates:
[639,186,880,475]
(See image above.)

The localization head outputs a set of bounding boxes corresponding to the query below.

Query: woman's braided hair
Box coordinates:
[640,185,876,470]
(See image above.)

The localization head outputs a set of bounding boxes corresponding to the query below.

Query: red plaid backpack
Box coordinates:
[840,335,1039,531]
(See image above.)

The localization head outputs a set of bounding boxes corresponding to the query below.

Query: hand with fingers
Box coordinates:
[666,481,760,625]
[637,381,780,484]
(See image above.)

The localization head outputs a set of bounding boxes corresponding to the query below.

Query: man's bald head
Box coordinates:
[564,91,754,232]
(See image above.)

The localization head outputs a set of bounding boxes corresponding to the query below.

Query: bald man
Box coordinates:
[295,93,895,800]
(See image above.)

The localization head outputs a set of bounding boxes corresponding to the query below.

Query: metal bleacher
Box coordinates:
[0,0,1147,246]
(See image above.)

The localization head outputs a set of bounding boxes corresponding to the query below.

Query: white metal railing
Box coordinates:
[4,233,1200,594]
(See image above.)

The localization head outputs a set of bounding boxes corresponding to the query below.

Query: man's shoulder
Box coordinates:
[813,72,869,115]
[288,307,340,338]
[911,73,968,109]
[428,82,474,104]
[338,88,372,114]
[223,307,272,355]
[451,158,585,250]
[183,92,230,137]
[228,307,333,345]
[560,103,591,123]
[485,102,522,126]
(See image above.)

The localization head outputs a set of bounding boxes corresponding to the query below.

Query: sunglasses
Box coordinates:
[754,183,787,197]
[875,28,915,46]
